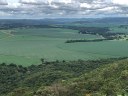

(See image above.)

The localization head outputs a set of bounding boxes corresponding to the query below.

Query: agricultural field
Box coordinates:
[0,26,128,66]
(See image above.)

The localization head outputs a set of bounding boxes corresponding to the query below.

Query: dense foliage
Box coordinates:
[65,38,112,43]
[0,58,127,96]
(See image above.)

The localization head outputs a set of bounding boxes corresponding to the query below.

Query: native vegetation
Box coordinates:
[0,58,128,96]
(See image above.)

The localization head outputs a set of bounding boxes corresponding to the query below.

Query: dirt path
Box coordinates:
[0,30,15,40]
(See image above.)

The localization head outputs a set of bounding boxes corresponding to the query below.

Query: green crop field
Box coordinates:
[0,27,128,66]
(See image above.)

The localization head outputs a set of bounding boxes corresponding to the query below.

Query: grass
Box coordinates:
[13,28,100,39]
[58,40,128,58]
[0,30,10,39]
[0,27,128,66]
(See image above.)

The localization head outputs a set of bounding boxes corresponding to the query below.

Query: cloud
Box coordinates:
[112,0,128,5]
[19,0,48,5]
[0,0,8,5]
[0,0,128,18]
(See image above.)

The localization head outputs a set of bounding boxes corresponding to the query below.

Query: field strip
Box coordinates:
[0,30,15,40]
[73,50,120,57]
[56,44,120,57]
[0,53,36,59]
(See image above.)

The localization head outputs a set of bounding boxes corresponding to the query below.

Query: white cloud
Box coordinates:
[112,0,128,5]
[80,3,91,8]
[7,3,21,8]
[20,0,37,3]
[53,0,72,4]
[19,0,48,5]
[98,6,115,11]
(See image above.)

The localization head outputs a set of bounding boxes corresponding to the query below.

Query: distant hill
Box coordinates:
[72,17,128,24]
[94,17,128,24]
[1,17,128,26]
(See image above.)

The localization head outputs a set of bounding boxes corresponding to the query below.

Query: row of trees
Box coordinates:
[65,39,111,43]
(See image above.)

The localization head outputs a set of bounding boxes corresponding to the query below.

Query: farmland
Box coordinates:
[0,24,128,66]
[0,18,128,96]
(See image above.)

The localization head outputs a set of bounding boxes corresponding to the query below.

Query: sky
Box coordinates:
[0,0,128,19]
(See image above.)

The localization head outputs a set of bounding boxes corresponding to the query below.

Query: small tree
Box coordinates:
[41,58,45,64]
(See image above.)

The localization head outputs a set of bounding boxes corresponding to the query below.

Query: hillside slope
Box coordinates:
[0,58,127,96]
